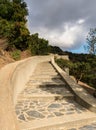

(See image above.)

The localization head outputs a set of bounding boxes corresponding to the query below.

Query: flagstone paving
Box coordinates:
[50,122,96,130]
[16,98,88,122]
[15,62,96,130]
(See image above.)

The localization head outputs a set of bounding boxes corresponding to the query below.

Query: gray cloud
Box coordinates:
[25,0,96,50]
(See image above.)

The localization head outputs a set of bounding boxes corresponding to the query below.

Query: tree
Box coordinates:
[28,33,49,55]
[55,58,72,69]
[0,0,29,50]
[86,28,96,55]
[70,62,91,83]
[0,18,10,38]
[7,22,29,50]
[0,0,14,21]
[12,0,28,22]
[28,33,39,55]
[49,45,63,54]
[38,38,49,55]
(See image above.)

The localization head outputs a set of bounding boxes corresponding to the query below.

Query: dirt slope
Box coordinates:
[0,51,14,69]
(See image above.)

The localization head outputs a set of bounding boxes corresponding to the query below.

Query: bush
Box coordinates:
[70,62,91,83]
[11,50,21,60]
[28,33,49,55]
[83,74,96,89]
[55,58,72,69]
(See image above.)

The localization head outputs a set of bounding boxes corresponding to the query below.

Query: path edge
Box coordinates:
[51,56,96,113]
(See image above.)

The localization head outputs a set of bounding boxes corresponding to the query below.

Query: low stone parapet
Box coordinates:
[51,56,96,113]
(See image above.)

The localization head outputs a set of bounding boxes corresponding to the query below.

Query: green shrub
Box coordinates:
[56,57,96,89]
[83,74,96,89]
[11,50,21,60]
[55,58,72,69]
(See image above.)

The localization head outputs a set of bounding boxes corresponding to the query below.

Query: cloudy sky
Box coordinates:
[25,0,96,53]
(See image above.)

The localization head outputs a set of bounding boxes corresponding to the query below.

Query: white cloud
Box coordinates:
[25,0,96,51]
[30,23,85,50]
[77,19,85,24]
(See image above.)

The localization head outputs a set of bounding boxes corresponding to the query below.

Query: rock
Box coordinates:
[18,114,26,121]
[26,110,45,118]
[48,103,62,108]
[54,112,64,116]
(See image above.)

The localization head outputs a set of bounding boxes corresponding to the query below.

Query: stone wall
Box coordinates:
[54,54,69,60]
[51,56,96,113]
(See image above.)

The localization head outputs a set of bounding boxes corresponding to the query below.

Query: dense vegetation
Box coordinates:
[56,53,96,89]
[28,33,49,55]
[0,1,96,88]
[0,0,63,57]
[0,0,29,51]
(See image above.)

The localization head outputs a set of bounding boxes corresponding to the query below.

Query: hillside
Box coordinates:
[0,50,14,69]
[56,52,96,89]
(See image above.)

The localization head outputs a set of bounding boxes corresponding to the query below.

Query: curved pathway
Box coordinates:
[15,62,96,130]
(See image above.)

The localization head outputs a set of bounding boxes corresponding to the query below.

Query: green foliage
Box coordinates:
[56,59,90,83]
[56,54,96,89]
[12,0,28,22]
[86,28,96,55]
[83,74,96,88]
[49,45,63,55]
[69,53,96,88]
[7,22,30,50]
[38,38,49,55]
[0,18,11,37]
[0,0,13,21]
[0,0,28,22]
[70,62,91,83]
[0,0,63,55]
[0,0,29,51]
[11,50,21,60]
[28,33,49,55]
[66,52,96,63]
[55,58,72,69]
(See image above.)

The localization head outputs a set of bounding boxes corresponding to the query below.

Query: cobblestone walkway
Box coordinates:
[16,99,88,122]
[15,62,96,130]
[51,122,96,130]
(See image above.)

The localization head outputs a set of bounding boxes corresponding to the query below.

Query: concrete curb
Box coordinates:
[51,57,96,113]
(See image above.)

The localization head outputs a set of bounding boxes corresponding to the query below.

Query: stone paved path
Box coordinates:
[16,98,89,122]
[15,62,96,130]
[50,121,96,130]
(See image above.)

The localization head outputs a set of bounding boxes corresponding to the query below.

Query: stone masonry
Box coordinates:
[15,61,96,130]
